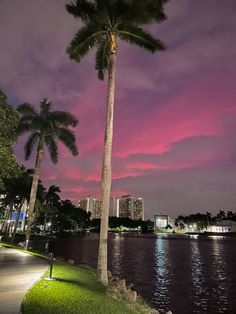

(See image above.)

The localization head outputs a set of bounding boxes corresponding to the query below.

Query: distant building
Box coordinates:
[154,214,174,230]
[0,197,27,233]
[112,195,144,220]
[76,197,102,219]
[207,220,236,233]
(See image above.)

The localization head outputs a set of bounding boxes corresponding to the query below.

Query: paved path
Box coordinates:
[0,246,48,314]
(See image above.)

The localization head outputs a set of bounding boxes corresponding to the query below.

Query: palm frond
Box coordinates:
[36,118,48,134]
[17,103,37,116]
[24,132,40,160]
[95,38,109,80]
[118,24,165,53]
[18,98,79,164]
[46,185,61,205]
[46,138,58,164]
[17,122,31,135]
[48,185,61,194]
[67,23,106,62]
[18,115,34,124]
[50,111,78,127]
[40,99,52,117]
[114,0,167,24]
[145,0,168,23]
[66,0,96,21]
[58,127,78,156]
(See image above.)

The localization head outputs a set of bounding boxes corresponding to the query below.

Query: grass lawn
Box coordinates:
[21,261,146,314]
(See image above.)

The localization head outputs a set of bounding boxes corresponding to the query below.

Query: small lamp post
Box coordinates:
[49,252,54,279]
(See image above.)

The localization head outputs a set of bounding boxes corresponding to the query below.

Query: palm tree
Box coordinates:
[43,185,61,233]
[66,0,167,285]
[17,99,79,249]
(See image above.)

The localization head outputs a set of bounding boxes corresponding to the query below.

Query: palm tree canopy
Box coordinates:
[45,185,61,206]
[17,99,79,163]
[66,0,167,79]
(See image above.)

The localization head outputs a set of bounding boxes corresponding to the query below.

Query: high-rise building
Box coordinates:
[112,195,144,220]
[76,197,102,219]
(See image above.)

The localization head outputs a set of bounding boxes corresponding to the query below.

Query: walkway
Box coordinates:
[0,246,48,314]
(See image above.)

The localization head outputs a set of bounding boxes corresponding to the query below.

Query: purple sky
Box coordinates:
[1,0,236,219]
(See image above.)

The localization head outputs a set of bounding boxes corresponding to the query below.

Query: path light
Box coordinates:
[49,252,54,279]
[45,252,55,281]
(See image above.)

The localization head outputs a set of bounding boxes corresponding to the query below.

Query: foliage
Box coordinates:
[0,89,20,187]
[0,168,46,239]
[1,168,33,202]
[21,261,146,314]
[0,89,19,145]
[51,200,91,233]
[175,210,236,230]
[33,185,61,233]
[90,217,154,233]
[66,0,166,79]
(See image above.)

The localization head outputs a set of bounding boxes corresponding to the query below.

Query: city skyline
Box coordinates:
[1,0,236,219]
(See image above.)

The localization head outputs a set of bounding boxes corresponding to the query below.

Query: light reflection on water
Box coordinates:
[111,233,124,275]
[153,237,171,312]
[211,238,229,314]
[190,240,209,313]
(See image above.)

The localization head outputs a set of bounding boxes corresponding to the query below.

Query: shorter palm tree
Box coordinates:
[17,99,79,249]
[43,185,61,233]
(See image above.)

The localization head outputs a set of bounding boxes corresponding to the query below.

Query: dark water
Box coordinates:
[31,233,236,314]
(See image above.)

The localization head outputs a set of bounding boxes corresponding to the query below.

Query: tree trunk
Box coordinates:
[97,51,116,285]
[1,205,11,234]
[11,197,25,243]
[24,147,44,250]
[43,213,47,234]
[5,202,14,240]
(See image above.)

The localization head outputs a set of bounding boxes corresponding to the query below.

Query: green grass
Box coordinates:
[21,261,145,314]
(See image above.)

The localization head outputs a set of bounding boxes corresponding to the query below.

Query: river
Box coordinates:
[31,233,236,314]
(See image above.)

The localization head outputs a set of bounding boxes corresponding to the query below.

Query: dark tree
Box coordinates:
[17,99,79,249]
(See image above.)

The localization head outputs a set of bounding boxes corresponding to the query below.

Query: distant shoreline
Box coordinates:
[186,231,236,237]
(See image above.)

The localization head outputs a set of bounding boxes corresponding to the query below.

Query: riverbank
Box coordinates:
[186,231,236,236]
[0,242,162,314]
[21,260,152,314]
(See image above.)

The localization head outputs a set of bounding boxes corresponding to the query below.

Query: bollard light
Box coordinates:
[49,252,54,279]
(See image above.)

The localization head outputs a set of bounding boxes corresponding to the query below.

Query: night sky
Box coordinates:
[1,0,236,219]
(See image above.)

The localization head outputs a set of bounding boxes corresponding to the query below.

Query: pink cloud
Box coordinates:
[126,162,158,171]
[64,169,82,180]
[84,173,100,182]
[112,76,235,158]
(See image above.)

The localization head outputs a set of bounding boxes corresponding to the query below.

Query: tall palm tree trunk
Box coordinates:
[24,148,44,250]
[97,51,116,285]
